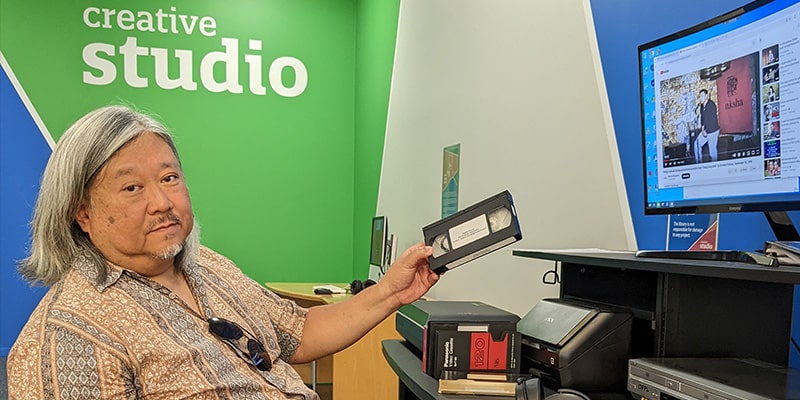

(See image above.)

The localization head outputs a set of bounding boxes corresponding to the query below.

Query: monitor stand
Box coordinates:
[764,211,800,241]
[635,211,797,267]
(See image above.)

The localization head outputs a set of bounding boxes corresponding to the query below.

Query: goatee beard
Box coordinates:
[152,243,184,260]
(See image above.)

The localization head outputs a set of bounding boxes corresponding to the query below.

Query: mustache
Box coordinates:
[148,213,182,232]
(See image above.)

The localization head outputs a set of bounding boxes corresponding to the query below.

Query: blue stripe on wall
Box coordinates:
[590,0,799,367]
[0,64,50,355]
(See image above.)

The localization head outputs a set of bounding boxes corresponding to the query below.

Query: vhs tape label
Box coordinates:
[450,215,490,249]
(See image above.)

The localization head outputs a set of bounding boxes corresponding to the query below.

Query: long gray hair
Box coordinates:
[19,105,200,286]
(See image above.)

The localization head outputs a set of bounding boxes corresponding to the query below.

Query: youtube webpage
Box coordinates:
[653,9,800,199]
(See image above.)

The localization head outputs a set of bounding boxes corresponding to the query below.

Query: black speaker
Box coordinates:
[350,279,376,295]
[515,378,591,400]
[516,377,543,400]
[544,390,591,400]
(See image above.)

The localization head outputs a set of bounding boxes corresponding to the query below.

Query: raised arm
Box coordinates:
[289,243,439,363]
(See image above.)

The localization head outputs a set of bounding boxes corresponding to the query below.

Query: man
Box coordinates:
[694,88,720,163]
[7,105,439,399]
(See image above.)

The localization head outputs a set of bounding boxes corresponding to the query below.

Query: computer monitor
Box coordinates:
[639,0,800,240]
[369,216,388,271]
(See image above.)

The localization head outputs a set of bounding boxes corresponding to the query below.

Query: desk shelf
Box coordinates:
[512,249,800,284]
[511,250,796,366]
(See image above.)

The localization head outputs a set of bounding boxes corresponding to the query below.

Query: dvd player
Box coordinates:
[628,358,800,400]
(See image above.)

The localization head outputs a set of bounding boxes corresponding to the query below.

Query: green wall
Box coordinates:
[353,0,401,278]
[1,0,399,284]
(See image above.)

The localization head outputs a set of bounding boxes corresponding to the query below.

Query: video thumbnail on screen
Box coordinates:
[659,53,761,167]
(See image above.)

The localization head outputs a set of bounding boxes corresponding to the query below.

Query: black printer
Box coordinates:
[517,298,633,391]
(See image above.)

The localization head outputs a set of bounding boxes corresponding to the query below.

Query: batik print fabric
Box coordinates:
[8,246,319,400]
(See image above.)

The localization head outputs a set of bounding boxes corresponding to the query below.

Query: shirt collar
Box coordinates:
[71,250,124,292]
[71,249,199,293]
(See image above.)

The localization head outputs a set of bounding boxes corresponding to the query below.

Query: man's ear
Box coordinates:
[75,202,91,233]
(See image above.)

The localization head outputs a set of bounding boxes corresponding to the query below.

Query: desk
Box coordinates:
[382,340,510,400]
[266,282,351,306]
[385,251,800,399]
[264,282,401,400]
[265,282,348,396]
[382,339,631,400]
[512,250,800,366]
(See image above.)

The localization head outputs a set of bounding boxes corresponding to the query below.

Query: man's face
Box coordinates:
[700,91,708,104]
[75,132,193,274]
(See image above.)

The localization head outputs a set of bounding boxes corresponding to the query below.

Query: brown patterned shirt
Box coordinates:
[8,246,319,400]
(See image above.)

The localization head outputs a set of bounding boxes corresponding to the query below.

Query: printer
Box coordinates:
[518,298,633,391]
[396,300,522,378]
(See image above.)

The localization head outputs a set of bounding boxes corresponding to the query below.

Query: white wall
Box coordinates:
[378,0,636,317]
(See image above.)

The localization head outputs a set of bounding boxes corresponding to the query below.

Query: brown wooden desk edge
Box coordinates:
[264,282,351,304]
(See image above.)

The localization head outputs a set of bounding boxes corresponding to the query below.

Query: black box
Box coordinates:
[396,300,522,378]
[517,298,633,391]
[423,191,522,274]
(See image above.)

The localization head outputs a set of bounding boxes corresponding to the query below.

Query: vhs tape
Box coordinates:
[423,190,522,274]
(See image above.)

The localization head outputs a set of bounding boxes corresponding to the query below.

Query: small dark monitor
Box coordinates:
[369,216,388,268]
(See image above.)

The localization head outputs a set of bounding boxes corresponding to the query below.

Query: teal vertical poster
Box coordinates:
[442,144,460,218]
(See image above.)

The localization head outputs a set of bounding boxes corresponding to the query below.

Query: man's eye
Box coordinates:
[164,174,180,183]
[124,185,138,192]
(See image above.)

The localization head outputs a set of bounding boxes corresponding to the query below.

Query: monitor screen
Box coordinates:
[369,216,387,267]
[640,0,800,215]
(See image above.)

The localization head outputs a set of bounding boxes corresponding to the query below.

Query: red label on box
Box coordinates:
[469,332,508,370]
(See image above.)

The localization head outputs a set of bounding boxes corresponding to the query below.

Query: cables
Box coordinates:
[542,260,561,285]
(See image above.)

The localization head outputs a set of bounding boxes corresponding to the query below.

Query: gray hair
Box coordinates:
[19,105,200,286]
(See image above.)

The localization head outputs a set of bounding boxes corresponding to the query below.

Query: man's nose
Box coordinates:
[147,186,174,213]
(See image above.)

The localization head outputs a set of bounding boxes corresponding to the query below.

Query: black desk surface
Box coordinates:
[382,339,512,400]
[382,340,631,400]
[512,249,800,284]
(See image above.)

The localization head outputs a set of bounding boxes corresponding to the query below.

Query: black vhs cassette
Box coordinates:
[423,190,522,274]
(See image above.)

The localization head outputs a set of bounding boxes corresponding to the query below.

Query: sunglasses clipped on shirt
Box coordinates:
[208,317,272,371]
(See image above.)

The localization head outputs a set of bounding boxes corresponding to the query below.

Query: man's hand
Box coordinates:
[376,243,439,307]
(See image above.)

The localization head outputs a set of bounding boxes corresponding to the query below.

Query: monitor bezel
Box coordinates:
[369,216,388,267]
